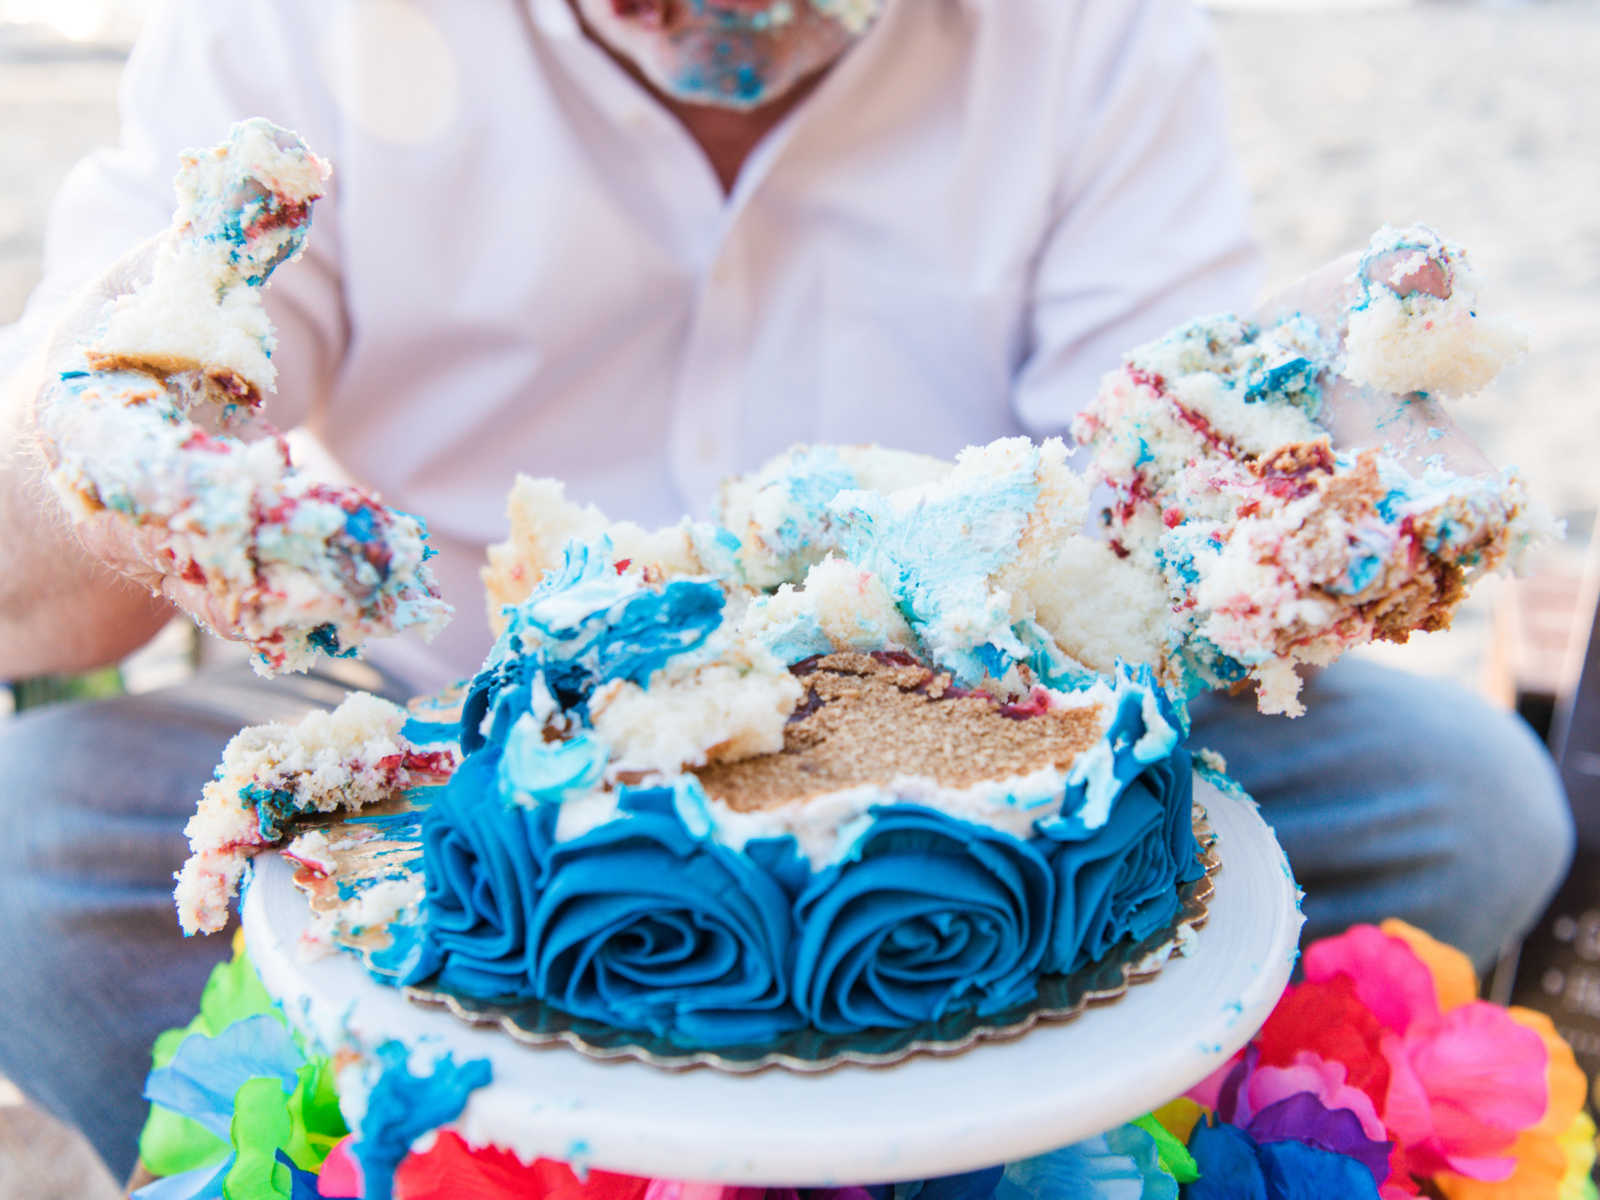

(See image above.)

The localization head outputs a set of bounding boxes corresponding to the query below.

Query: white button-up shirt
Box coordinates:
[8,0,1260,687]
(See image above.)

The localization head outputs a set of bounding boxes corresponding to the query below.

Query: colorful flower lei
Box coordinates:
[138,922,1598,1200]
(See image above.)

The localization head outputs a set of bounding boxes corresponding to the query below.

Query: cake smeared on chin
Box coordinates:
[574,0,882,109]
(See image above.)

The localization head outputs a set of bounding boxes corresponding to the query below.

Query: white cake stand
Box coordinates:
[244,778,1302,1186]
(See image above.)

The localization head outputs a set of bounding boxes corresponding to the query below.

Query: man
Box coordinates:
[0,0,1571,1177]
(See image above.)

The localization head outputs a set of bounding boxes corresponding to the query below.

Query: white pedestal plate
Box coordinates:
[244,778,1302,1186]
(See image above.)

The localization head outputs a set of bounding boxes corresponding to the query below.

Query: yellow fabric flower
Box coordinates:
[1151,1096,1203,1145]
[1556,1110,1597,1200]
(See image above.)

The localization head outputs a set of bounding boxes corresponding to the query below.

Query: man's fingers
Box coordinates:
[41,231,173,371]
[1254,250,1362,331]
[1316,376,1495,474]
[1253,247,1495,476]
[70,512,243,636]
[158,574,243,640]
[1363,248,1451,300]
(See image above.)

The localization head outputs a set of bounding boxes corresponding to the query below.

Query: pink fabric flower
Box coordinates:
[1303,924,1550,1184]
[319,1136,362,1196]
[1380,1004,1548,1181]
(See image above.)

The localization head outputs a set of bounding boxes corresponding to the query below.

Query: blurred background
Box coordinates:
[2,0,1597,1195]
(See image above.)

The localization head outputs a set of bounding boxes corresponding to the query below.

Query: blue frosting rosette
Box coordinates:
[400,749,560,998]
[1037,669,1204,976]
[793,807,1055,1033]
[528,789,803,1047]
[1041,749,1197,975]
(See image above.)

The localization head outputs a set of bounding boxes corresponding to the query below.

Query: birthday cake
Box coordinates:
[59,122,1542,1062]
[178,438,1216,1057]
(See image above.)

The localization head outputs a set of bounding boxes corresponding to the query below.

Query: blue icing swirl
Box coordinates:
[766,446,858,562]
[1013,618,1100,691]
[755,609,834,665]
[461,539,724,753]
[497,717,607,806]
[793,806,1054,1032]
[352,1041,491,1200]
[529,787,802,1047]
[1043,664,1186,838]
[398,749,560,997]
[1033,668,1200,974]
[1040,746,1196,974]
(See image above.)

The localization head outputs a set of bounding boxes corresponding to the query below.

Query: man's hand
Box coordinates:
[12,120,449,678]
[1256,230,1518,477]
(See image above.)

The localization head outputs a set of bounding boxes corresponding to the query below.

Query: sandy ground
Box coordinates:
[1,4,1597,1190]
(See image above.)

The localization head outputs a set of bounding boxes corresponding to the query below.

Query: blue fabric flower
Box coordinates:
[402,749,559,998]
[793,806,1054,1033]
[884,1124,1177,1199]
[1183,1118,1381,1200]
[143,1015,303,1143]
[997,1125,1178,1199]
[529,787,801,1046]
[133,1016,306,1200]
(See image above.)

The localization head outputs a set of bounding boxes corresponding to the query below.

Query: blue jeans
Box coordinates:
[1190,657,1574,964]
[0,657,1573,1177]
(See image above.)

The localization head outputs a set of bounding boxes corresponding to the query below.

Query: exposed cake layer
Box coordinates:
[714,443,949,589]
[695,651,1103,811]
[482,475,743,638]
[484,437,1127,694]
[174,693,456,935]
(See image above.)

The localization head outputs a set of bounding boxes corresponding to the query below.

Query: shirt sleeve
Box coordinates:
[0,0,346,434]
[1010,0,1262,436]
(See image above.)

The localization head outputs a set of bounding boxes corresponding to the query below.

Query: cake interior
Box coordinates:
[693,651,1103,812]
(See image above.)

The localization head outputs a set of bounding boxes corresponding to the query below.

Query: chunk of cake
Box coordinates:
[1343,224,1527,399]
[86,117,328,401]
[1073,224,1552,713]
[175,693,456,935]
[37,120,452,674]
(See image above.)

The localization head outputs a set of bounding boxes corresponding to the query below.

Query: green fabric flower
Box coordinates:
[138,937,348,1182]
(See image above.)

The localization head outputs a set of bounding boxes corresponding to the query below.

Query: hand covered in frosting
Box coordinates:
[1255,227,1522,477]
[24,119,450,675]
[23,234,270,642]
[1071,224,1549,715]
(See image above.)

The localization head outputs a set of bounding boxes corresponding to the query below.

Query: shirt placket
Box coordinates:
[669,230,750,515]
[667,105,820,514]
